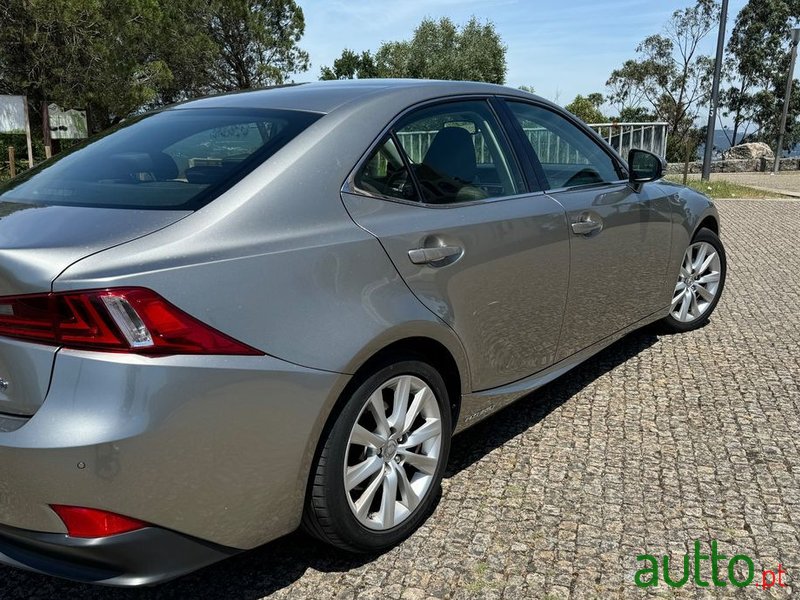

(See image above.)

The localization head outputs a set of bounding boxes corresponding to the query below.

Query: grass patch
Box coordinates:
[665,175,792,199]
[464,562,495,593]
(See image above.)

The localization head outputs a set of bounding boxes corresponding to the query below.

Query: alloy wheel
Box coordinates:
[343,375,443,531]
[670,241,722,323]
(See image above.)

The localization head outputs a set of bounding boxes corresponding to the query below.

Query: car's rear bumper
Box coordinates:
[0,523,238,586]
[0,347,350,584]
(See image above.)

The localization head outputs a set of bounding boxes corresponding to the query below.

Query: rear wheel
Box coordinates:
[303,360,451,552]
[662,227,726,332]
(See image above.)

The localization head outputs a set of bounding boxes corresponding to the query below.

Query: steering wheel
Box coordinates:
[563,168,603,188]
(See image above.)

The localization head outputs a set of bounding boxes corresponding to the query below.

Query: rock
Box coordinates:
[723,142,774,160]
[719,159,760,172]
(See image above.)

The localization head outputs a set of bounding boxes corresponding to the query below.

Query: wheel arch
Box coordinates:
[695,214,719,236]
[318,332,467,451]
[298,330,467,517]
[345,336,464,426]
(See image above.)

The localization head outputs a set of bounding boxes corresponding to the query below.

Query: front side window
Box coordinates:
[0,108,321,210]
[392,100,524,204]
[506,101,623,190]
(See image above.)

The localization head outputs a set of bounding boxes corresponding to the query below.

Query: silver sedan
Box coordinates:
[0,79,725,585]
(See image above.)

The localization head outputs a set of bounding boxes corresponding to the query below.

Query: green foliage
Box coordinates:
[606,0,719,160]
[373,41,412,78]
[207,0,309,91]
[320,17,507,84]
[320,49,379,80]
[667,125,705,163]
[720,0,800,151]
[1,0,163,128]
[665,175,792,198]
[517,85,536,94]
[617,106,658,122]
[565,93,606,123]
[0,0,310,133]
[0,133,46,175]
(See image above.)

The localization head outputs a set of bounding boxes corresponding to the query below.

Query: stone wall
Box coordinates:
[666,157,800,175]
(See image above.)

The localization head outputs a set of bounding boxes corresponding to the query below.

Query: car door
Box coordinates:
[500,99,674,361]
[341,99,570,391]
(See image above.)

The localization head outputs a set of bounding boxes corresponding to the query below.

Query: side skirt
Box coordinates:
[454,307,668,434]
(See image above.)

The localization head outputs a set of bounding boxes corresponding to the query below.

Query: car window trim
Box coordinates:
[390,97,529,202]
[489,97,546,193]
[495,96,629,193]
[343,187,553,209]
[390,131,426,203]
[343,95,533,209]
[543,179,632,195]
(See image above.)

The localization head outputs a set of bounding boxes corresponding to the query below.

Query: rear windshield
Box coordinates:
[0,107,321,210]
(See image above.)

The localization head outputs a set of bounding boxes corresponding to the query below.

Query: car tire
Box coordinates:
[303,359,452,553]
[662,227,726,333]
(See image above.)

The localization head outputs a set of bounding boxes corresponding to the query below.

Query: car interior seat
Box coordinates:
[419,127,488,203]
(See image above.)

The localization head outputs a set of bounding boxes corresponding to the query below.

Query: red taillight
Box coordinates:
[0,288,262,355]
[51,505,148,538]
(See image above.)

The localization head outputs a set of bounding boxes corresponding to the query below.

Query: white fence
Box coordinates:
[397,130,492,164]
[588,122,669,159]
[397,122,669,167]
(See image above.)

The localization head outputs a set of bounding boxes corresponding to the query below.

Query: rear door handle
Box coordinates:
[571,218,603,235]
[408,245,462,265]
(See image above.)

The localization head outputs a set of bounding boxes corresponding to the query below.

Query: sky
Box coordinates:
[298,0,750,117]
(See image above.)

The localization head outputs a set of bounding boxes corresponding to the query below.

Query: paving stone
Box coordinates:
[0,199,797,598]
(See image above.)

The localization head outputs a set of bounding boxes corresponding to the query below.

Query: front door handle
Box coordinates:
[571,218,603,235]
[408,245,462,265]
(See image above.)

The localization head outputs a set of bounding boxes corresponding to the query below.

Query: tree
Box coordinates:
[320,17,507,84]
[207,0,309,92]
[0,0,174,130]
[518,85,536,94]
[565,93,606,123]
[617,106,658,122]
[0,0,310,139]
[373,41,412,78]
[720,0,800,150]
[319,49,379,80]
[148,1,220,106]
[606,0,719,160]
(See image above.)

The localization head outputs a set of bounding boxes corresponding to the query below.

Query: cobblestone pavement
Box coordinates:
[1,199,799,599]
[690,171,800,197]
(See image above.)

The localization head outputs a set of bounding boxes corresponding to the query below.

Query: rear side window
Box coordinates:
[353,100,525,205]
[354,136,418,202]
[393,101,524,204]
[0,108,320,210]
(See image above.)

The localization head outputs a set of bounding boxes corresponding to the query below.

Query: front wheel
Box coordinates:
[662,227,726,332]
[303,360,452,552]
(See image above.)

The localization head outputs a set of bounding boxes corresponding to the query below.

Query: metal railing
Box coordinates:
[522,128,588,165]
[395,122,670,167]
[588,122,669,159]
[397,130,491,164]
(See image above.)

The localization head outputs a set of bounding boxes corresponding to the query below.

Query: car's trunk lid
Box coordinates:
[0,201,189,417]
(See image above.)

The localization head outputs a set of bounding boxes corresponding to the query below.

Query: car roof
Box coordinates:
[173,79,546,115]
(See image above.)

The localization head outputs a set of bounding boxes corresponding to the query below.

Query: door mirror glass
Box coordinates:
[628,149,664,183]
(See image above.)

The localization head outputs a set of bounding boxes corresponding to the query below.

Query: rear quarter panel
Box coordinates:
[53,94,471,386]
[49,98,474,547]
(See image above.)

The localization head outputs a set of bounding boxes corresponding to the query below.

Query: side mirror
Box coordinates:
[628,149,665,186]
